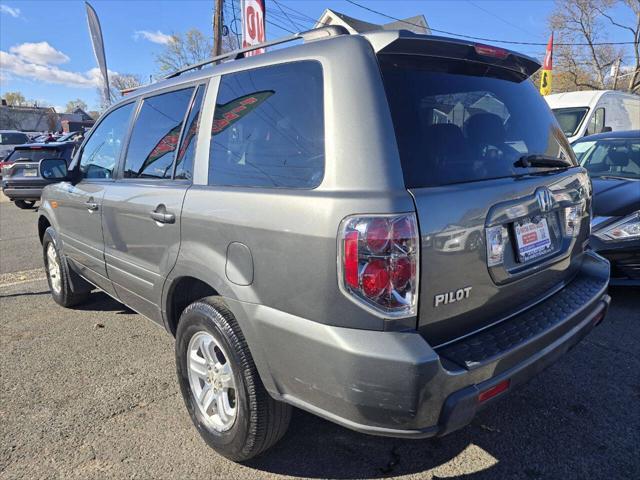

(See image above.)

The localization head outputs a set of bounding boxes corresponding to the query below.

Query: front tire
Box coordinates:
[15,200,36,209]
[42,227,91,307]
[175,297,291,461]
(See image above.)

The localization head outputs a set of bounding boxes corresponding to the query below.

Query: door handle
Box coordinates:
[150,207,175,224]
[85,198,99,212]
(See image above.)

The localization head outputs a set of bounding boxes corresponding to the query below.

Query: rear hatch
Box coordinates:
[376,34,591,346]
[2,146,65,182]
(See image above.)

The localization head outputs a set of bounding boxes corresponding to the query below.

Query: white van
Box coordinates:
[545,90,640,143]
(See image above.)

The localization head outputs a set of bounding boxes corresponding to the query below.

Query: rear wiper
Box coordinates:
[514,154,572,169]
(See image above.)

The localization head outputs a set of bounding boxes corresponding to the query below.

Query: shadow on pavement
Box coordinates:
[0,290,50,299]
[73,291,136,315]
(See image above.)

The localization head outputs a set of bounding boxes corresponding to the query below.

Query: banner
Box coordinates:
[241,0,266,56]
[540,33,553,96]
[85,2,110,105]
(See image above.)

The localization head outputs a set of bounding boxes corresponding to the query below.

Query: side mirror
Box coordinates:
[602,126,612,133]
[40,158,69,180]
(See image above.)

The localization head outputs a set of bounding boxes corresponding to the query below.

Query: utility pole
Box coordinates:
[612,58,622,90]
[213,0,224,57]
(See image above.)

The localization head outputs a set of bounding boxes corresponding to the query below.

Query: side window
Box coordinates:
[208,61,324,188]
[587,108,605,136]
[175,85,205,180]
[123,87,194,179]
[79,103,134,179]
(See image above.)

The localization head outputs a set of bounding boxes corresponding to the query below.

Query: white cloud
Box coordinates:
[134,30,173,45]
[0,4,20,18]
[9,42,70,66]
[0,49,116,89]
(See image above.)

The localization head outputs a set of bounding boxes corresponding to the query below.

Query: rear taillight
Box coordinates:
[564,201,585,237]
[338,213,419,318]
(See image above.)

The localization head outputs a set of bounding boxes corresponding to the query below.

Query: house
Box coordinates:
[315,9,430,35]
[0,104,61,132]
[58,107,95,133]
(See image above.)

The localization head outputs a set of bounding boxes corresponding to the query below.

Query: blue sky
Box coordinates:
[0,0,636,111]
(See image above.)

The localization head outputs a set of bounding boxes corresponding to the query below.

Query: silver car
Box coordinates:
[37,27,610,461]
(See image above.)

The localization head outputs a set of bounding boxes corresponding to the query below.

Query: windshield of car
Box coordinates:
[574,137,640,179]
[5,148,65,163]
[379,55,574,188]
[551,107,588,137]
[0,132,29,145]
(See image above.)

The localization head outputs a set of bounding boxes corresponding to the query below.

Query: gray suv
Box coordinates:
[37,27,611,461]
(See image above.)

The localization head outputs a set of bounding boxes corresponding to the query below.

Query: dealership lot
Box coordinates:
[1,200,638,480]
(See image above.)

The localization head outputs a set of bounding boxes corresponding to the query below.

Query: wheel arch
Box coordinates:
[38,214,52,244]
[164,275,221,336]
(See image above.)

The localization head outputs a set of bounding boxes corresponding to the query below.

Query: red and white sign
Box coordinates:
[241,0,266,56]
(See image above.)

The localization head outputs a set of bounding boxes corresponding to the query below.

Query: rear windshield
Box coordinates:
[5,148,66,163]
[0,132,29,145]
[574,137,640,179]
[379,55,573,188]
[552,107,588,137]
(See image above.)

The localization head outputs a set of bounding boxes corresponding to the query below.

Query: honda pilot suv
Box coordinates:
[37,27,610,461]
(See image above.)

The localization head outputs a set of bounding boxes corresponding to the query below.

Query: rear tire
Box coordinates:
[15,200,36,209]
[175,297,291,461]
[42,227,91,307]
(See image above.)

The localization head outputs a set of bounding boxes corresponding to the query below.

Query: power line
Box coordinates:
[465,0,537,38]
[272,0,304,31]
[345,0,638,47]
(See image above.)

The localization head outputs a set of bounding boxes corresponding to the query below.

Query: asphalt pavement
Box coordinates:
[0,200,638,479]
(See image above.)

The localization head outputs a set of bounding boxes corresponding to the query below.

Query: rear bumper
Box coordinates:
[2,186,44,200]
[225,251,610,438]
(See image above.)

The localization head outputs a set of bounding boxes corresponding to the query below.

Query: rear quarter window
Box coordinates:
[208,61,324,189]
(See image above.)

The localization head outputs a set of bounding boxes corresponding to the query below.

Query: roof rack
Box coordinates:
[164,25,349,80]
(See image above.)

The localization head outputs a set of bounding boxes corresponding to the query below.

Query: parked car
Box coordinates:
[545,90,640,144]
[0,130,30,164]
[572,130,640,285]
[55,131,84,143]
[36,27,610,461]
[1,142,76,209]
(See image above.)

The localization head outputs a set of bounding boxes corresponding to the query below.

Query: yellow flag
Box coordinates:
[540,33,553,96]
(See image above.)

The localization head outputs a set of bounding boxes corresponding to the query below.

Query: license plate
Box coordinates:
[23,169,37,177]
[514,217,552,262]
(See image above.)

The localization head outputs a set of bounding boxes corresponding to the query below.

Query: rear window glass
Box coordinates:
[0,133,29,145]
[552,107,589,137]
[208,61,324,189]
[576,138,640,179]
[6,148,66,163]
[379,55,573,188]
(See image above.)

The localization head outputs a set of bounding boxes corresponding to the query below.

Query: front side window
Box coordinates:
[123,88,194,179]
[79,103,134,179]
[208,61,324,188]
[587,107,605,136]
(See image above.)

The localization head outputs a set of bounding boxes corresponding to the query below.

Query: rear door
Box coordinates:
[379,52,590,346]
[101,84,205,322]
[53,103,135,296]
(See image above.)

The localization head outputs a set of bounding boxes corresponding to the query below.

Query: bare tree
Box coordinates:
[2,91,28,106]
[155,29,213,73]
[96,73,144,110]
[65,99,88,113]
[549,0,640,92]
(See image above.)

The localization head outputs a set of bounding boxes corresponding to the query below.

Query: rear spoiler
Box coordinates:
[364,30,541,78]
